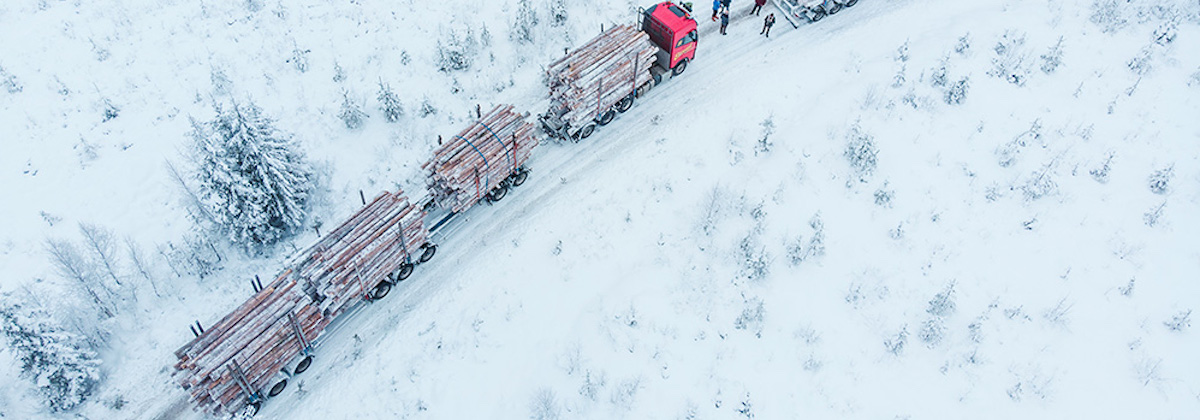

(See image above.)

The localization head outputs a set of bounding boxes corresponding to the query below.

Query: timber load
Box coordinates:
[545,24,658,129]
[172,191,426,415]
[424,104,538,213]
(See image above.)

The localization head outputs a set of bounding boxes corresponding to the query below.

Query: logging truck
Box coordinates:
[773,0,860,27]
[539,1,698,141]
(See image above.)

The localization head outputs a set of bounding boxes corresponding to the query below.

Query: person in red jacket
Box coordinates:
[751,0,766,15]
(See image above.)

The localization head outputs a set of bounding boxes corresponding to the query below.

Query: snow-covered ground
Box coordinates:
[2,0,1198,418]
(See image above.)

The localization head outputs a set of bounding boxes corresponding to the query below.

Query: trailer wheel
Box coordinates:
[809,10,826,22]
[577,124,596,140]
[395,263,414,281]
[241,401,261,417]
[597,109,616,126]
[489,184,509,202]
[616,96,634,113]
[295,355,314,374]
[418,244,438,263]
[844,0,858,6]
[671,59,689,77]
[369,281,392,300]
[511,170,529,187]
[827,3,842,15]
[267,378,288,397]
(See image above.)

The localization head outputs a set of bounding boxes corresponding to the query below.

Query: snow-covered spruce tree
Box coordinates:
[191,101,314,252]
[0,299,102,413]
[511,0,539,44]
[338,91,367,129]
[437,25,478,72]
[377,81,404,123]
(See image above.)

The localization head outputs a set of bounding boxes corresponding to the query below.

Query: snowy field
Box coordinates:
[1,0,1198,419]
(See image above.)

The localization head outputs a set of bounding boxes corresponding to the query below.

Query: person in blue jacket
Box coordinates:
[712,0,721,21]
[720,6,730,35]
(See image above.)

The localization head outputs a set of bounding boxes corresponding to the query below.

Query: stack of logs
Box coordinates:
[545,24,658,129]
[173,191,426,416]
[424,104,538,213]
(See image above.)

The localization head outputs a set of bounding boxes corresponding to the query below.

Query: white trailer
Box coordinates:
[772,0,860,27]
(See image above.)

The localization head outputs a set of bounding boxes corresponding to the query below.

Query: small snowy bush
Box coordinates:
[529,388,560,420]
[1,64,22,93]
[844,126,878,181]
[290,47,310,73]
[419,97,438,117]
[944,77,969,105]
[786,214,826,265]
[953,33,971,56]
[1154,21,1178,45]
[734,297,765,337]
[926,283,957,317]
[989,31,1031,86]
[1148,165,1173,194]
[1090,0,1128,33]
[884,326,908,356]
[873,184,894,208]
[339,91,368,129]
[1089,152,1115,183]
[918,317,946,348]
[1021,164,1058,201]
[1143,201,1166,227]
[1163,309,1191,332]
[1040,37,1064,74]
[191,101,314,251]
[754,116,774,156]
[1127,48,1153,76]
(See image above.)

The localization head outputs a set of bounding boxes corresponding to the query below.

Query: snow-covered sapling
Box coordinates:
[943,76,969,105]
[953,33,971,56]
[1127,48,1153,76]
[1147,165,1173,195]
[873,183,894,207]
[918,317,946,347]
[191,101,314,251]
[1089,0,1128,33]
[102,99,120,122]
[511,0,538,44]
[755,116,774,156]
[78,223,122,288]
[549,0,569,27]
[339,91,368,129]
[1143,201,1166,227]
[377,81,404,123]
[0,64,22,93]
[419,96,437,117]
[529,388,560,420]
[290,47,310,73]
[332,61,346,83]
[0,300,102,413]
[733,297,765,337]
[884,325,908,356]
[437,25,478,72]
[1153,21,1177,45]
[1040,37,1065,74]
[927,283,957,317]
[1089,151,1115,183]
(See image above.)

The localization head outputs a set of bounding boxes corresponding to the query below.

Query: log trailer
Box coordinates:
[172,106,538,418]
[539,1,698,141]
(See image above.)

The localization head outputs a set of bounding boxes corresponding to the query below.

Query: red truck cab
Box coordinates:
[642,2,699,76]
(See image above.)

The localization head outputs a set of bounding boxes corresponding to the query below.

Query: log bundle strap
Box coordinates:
[172,191,425,415]
[424,104,539,213]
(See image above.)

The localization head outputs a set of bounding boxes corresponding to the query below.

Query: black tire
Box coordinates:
[489,184,508,202]
[243,401,261,417]
[395,263,414,281]
[418,244,438,263]
[671,59,689,77]
[369,281,392,300]
[268,378,288,397]
[828,3,842,15]
[597,109,616,126]
[616,96,634,113]
[652,72,663,85]
[511,170,529,187]
[844,0,858,6]
[578,124,596,140]
[294,355,313,374]
[810,10,826,22]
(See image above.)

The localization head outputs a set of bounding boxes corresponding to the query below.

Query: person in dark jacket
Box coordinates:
[720,7,730,35]
[761,13,776,37]
[721,0,732,7]
[712,0,721,20]
[751,0,766,15]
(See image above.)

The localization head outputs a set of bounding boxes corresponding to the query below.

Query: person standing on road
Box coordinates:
[712,0,721,21]
[751,0,766,15]
[720,6,730,35]
[761,13,776,37]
